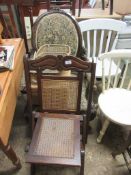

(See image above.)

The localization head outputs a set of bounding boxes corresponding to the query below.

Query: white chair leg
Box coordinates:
[97,119,110,143]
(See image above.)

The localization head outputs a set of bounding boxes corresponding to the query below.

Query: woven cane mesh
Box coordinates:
[41,79,79,111]
[33,117,74,158]
[34,44,71,59]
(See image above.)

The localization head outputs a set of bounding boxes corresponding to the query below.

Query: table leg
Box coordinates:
[102,0,105,10]
[78,0,82,17]
[110,0,113,15]
[72,0,76,16]
[0,141,21,169]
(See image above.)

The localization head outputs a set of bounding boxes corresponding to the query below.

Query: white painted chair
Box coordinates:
[97,49,131,143]
[79,18,127,78]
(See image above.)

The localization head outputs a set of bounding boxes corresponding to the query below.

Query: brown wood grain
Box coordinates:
[39,8,122,20]
[0,38,26,145]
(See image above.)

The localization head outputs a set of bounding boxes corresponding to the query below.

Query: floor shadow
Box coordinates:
[0,166,20,175]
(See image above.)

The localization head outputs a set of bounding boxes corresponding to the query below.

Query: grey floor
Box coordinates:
[0,93,130,175]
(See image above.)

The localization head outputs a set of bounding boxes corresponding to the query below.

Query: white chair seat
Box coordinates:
[89,57,121,78]
[98,88,131,126]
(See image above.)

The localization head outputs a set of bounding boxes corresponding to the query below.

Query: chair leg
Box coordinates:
[31,164,36,175]
[82,114,87,145]
[80,149,85,175]
[97,119,110,143]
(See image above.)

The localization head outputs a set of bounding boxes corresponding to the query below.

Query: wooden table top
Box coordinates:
[0,38,26,145]
[76,8,122,20]
[39,8,122,20]
[0,39,23,95]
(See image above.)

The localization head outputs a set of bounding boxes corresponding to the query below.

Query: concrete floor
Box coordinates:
[0,94,130,175]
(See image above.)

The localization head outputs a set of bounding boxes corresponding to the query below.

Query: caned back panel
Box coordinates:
[41,78,79,112]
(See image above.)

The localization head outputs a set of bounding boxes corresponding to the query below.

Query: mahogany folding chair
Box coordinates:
[24,55,95,175]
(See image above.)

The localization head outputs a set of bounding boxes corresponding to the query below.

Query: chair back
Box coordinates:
[24,55,96,114]
[79,18,126,60]
[32,9,83,57]
[0,4,19,38]
[98,49,131,92]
